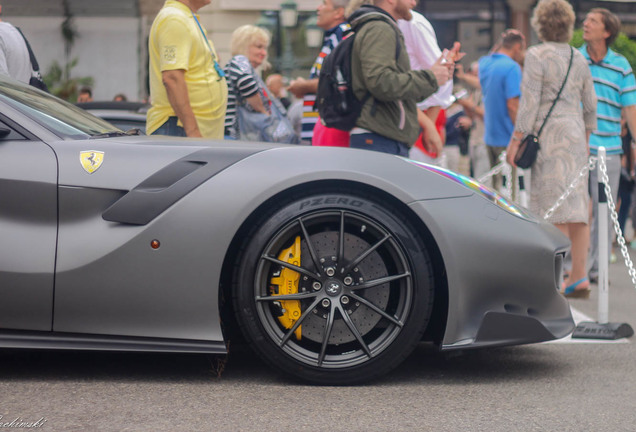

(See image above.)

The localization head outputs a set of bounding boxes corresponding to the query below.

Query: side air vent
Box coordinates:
[102,147,261,225]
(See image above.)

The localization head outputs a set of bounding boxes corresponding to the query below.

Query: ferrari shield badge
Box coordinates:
[80,151,104,174]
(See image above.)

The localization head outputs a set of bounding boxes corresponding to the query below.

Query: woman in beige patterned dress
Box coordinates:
[506,0,597,298]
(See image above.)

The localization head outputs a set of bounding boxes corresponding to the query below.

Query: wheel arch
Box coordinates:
[217,179,449,347]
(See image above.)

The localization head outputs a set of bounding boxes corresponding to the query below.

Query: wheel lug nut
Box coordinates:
[313,282,322,291]
[322,299,331,308]
[343,276,353,285]
[326,267,335,277]
[341,296,350,305]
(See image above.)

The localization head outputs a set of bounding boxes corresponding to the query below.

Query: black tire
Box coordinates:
[233,191,434,384]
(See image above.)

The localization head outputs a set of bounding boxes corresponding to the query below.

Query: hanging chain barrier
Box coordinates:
[598,154,636,288]
[476,153,636,290]
[478,151,507,184]
[543,157,597,220]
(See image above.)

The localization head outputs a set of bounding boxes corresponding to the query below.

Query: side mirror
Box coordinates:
[0,127,11,138]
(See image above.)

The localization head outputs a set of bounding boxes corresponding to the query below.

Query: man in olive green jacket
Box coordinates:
[349,0,451,155]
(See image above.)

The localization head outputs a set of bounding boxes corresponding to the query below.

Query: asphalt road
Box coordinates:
[1,255,635,432]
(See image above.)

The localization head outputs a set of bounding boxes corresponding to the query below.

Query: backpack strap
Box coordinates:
[352,16,402,117]
[352,15,401,64]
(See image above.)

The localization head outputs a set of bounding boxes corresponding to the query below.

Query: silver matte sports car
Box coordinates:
[0,76,574,384]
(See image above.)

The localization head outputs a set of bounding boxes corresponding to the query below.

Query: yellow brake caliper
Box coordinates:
[270,236,302,340]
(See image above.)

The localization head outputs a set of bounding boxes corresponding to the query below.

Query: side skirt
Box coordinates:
[0,330,226,354]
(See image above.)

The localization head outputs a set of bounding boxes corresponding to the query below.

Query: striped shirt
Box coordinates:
[224,55,260,139]
[580,45,636,155]
[301,22,350,143]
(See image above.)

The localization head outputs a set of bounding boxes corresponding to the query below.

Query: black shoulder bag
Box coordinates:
[515,46,573,169]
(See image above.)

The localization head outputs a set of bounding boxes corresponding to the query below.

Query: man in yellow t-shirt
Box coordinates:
[147,0,228,139]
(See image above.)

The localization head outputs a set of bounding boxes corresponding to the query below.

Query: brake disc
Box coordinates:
[300,231,389,345]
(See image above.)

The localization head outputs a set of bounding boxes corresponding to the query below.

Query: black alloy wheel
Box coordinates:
[234,192,434,384]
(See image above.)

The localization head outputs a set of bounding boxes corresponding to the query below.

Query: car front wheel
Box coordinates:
[233,192,434,384]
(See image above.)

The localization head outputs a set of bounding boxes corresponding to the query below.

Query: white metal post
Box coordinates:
[598,147,609,325]
[572,149,633,339]
[518,169,529,208]
[502,162,512,201]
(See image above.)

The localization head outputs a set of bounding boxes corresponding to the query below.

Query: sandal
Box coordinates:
[562,277,591,299]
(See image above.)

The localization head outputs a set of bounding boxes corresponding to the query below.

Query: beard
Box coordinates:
[394,1,413,21]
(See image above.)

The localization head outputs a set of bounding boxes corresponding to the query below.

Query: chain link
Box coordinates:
[478,161,506,184]
[502,152,513,201]
[543,157,596,220]
[478,152,511,199]
[598,155,636,288]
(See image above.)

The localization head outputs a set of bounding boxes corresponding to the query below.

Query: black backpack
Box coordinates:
[316,15,400,131]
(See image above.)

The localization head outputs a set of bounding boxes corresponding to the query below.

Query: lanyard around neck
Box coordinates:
[191,12,225,79]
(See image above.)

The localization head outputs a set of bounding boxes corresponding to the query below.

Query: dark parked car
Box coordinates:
[76,101,147,134]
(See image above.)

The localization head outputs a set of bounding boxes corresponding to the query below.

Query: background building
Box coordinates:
[2,0,635,101]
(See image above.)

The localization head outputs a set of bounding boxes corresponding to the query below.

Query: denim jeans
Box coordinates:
[151,117,187,137]
[350,133,409,156]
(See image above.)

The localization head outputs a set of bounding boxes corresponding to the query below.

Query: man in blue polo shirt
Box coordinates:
[582,8,636,282]
[479,29,525,192]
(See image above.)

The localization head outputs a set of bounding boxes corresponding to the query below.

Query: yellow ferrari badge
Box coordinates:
[80,151,104,174]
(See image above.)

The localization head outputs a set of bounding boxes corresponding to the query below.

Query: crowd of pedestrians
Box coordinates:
[2,0,636,297]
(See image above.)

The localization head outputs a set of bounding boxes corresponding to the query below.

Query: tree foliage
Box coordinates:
[43,59,94,102]
[42,0,93,102]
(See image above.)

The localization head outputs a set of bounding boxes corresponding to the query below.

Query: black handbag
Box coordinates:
[515,135,540,169]
[515,46,573,169]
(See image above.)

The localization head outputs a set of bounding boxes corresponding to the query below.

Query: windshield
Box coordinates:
[0,76,122,139]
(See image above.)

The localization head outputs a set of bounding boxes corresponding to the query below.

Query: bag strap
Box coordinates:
[15,27,40,73]
[537,46,573,138]
[351,15,401,117]
[191,12,226,80]
[351,12,401,61]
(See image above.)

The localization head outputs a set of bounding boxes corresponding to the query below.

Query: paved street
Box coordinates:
[1,254,635,432]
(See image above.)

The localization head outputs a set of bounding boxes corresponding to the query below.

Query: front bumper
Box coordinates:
[408,194,575,349]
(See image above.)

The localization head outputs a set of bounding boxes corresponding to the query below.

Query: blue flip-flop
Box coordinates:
[563,277,590,299]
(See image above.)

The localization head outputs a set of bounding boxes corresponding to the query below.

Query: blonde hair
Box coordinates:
[531,0,575,43]
[230,25,271,57]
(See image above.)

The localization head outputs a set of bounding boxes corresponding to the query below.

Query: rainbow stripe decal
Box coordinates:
[406,159,526,218]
